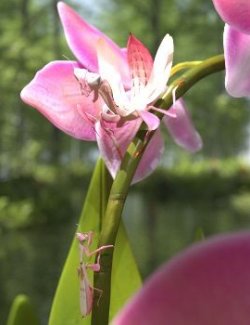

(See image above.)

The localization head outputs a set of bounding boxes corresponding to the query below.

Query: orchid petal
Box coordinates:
[212,0,250,34]
[132,129,164,184]
[113,231,250,325]
[20,61,99,140]
[153,34,174,81]
[95,116,163,182]
[95,117,141,179]
[96,38,131,114]
[163,99,202,152]
[224,24,250,98]
[57,2,130,87]
[138,111,160,131]
[127,34,153,96]
[145,34,174,103]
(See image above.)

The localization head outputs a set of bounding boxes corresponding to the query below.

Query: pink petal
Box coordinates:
[21,61,100,140]
[127,34,153,94]
[224,24,250,97]
[57,2,130,87]
[95,117,163,182]
[138,111,160,131]
[132,129,164,183]
[113,231,250,325]
[212,0,250,34]
[95,117,141,179]
[163,99,202,152]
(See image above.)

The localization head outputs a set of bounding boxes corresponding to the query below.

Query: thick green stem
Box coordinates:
[91,54,225,325]
[91,141,144,325]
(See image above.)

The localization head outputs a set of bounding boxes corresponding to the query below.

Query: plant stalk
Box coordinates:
[91,54,225,325]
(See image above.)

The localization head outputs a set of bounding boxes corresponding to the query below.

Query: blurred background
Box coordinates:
[1,0,250,323]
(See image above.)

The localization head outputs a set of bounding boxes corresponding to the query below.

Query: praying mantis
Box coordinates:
[76,231,113,317]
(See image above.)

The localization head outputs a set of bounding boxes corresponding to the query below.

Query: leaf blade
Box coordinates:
[48,159,111,325]
[6,294,40,325]
[109,223,142,320]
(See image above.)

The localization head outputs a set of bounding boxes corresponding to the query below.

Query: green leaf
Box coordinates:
[6,294,40,325]
[48,159,110,325]
[48,159,141,324]
[109,223,142,320]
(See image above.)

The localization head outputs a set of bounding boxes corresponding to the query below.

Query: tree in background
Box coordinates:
[0,0,97,178]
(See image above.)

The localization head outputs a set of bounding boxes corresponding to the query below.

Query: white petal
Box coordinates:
[96,38,130,110]
[144,34,174,103]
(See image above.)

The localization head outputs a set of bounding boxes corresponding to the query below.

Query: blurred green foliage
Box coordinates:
[126,159,250,276]
[6,294,40,325]
[0,162,90,229]
[2,159,250,324]
[1,158,250,233]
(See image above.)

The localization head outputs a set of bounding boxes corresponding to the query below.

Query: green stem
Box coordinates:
[161,54,225,107]
[91,54,225,325]
[170,60,202,77]
[91,142,144,325]
[100,159,113,230]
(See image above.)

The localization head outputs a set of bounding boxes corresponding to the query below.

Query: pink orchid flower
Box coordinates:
[212,0,250,97]
[21,2,201,182]
[113,231,250,325]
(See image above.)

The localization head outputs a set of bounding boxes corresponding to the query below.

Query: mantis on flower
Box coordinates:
[76,231,113,317]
